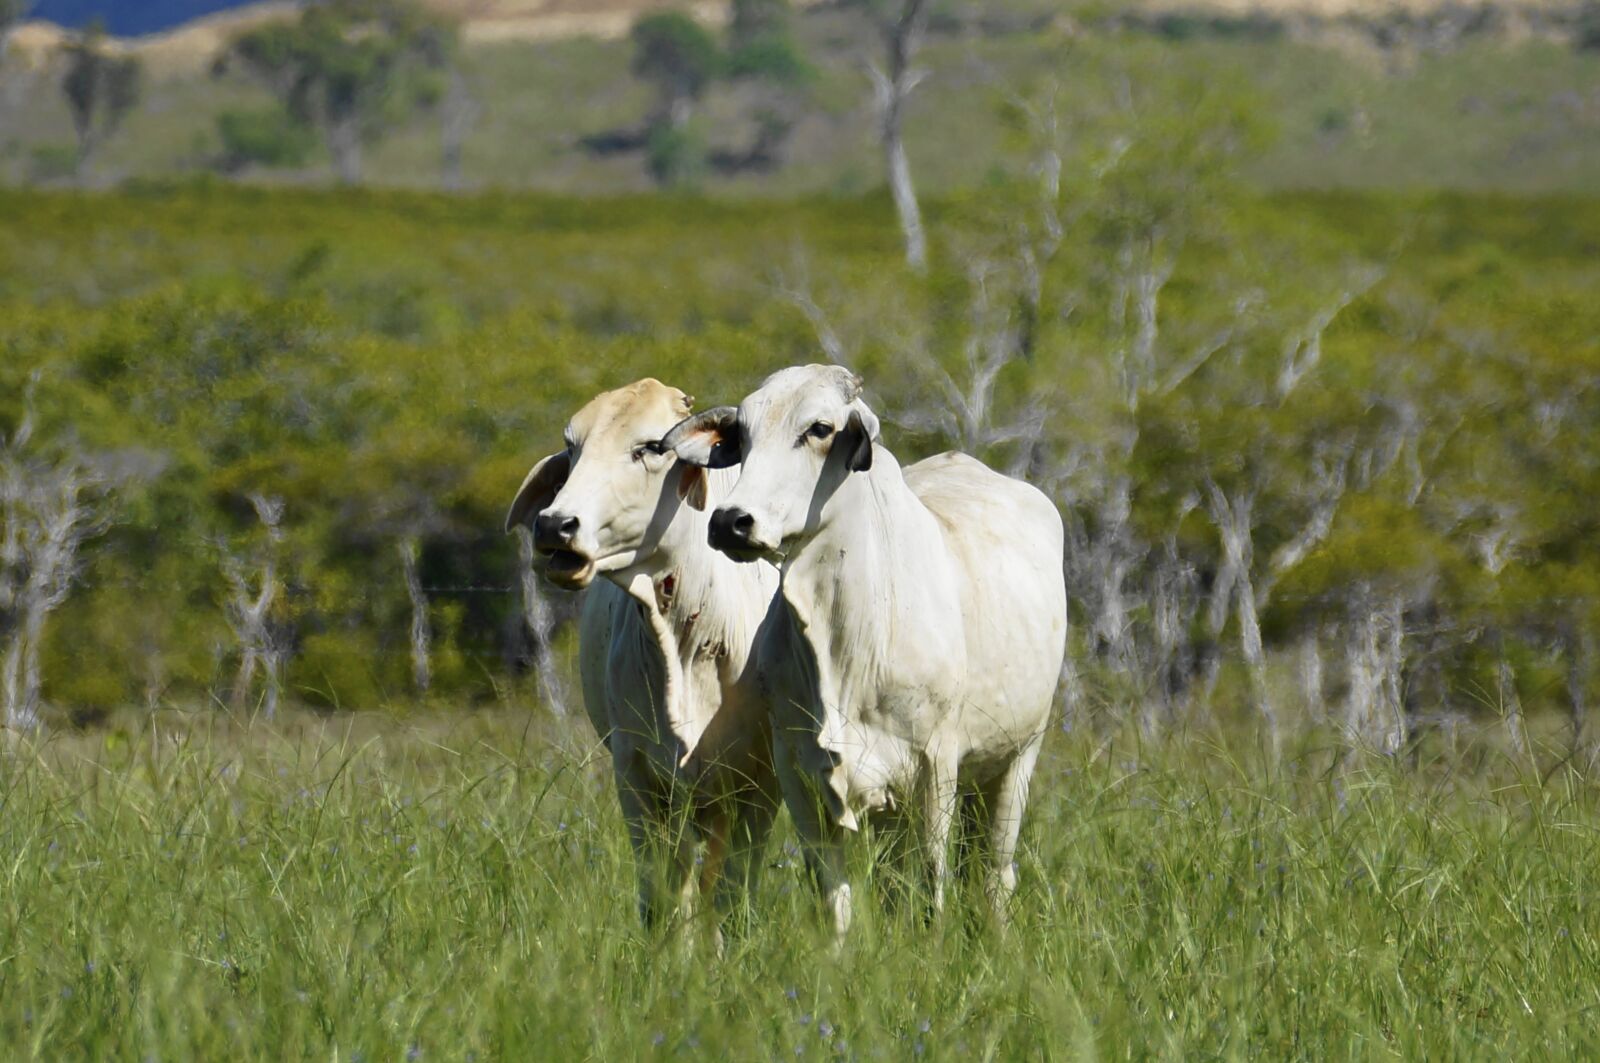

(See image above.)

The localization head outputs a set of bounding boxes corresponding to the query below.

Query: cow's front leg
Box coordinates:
[615,755,697,933]
[710,789,780,937]
[774,733,853,944]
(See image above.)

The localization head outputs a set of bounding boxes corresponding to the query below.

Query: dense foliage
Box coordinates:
[0,178,1596,743]
[215,0,456,184]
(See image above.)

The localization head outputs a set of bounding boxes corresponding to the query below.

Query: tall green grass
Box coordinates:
[3,710,1597,1058]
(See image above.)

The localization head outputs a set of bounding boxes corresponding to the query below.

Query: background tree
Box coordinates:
[214,106,316,173]
[630,11,720,186]
[59,23,141,183]
[438,66,478,190]
[0,382,118,731]
[0,0,27,57]
[219,0,457,184]
[721,0,811,172]
[855,0,931,271]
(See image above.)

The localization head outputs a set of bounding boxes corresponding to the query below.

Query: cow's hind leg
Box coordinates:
[976,733,1044,921]
[920,753,960,916]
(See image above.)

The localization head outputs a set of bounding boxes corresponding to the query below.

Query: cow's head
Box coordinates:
[504,379,713,588]
[663,364,878,563]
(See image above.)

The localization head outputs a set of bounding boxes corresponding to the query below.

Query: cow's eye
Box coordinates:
[632,441,664,463]
[807,421,834,440]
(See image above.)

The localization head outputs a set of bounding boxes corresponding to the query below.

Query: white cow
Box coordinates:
[663,364,1066,939]
[505,379,782,934]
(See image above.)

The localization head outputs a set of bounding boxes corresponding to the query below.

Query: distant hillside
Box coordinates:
[24,0,747,42]
[21,0,1587,42]
[3,0,1597,196]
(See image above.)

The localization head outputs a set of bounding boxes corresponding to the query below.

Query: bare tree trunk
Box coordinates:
[0,417,102,732]
[398,535,431,694]
[868,0,929,273]
[1498,651,1526,758]
[220,494,286,718]
[439,67,478,192]
[1235,568,1278,752]
[1298,629,1325,724]
[0,634,25,731]
[73,127,99,186]
[1569,624,1592,755]
[1377,595,1406,746]
[516,529,567,717]
[1058,647,1082,734]
[328,116,363,185]
[1088,477,1137,674]
[1148,553,1196,735]
[14,588,48,729]
[1342,610,1376,755]
[1203,480,1280,744]
[1341,593,1406,759]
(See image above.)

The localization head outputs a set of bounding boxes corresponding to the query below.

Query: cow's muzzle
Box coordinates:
[708,506,766,562]
[532,512,594,586]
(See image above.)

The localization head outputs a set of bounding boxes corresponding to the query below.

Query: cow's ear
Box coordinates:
[661,406,740,469]
[840,407,877,473]
[504,450,571,533]
[677,464,710,511]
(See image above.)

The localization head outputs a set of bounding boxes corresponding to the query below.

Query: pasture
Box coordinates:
[3,709,1598,1058]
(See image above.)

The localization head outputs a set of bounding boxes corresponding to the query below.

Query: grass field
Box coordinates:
[3,708,1599,1058]
[2,172,1598,1056]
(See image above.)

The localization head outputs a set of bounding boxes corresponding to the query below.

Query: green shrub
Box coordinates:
[28,144,78,183]
[645,121,707,187]
[292,630,388,711]
[215,107,316,171]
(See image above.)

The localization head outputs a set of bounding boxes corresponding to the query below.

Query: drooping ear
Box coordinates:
[838,406,879,473]
[660,406,740,469]
[676,464,710,511]
[503,450,571,534]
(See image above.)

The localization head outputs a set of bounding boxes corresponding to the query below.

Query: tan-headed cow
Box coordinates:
[505,379,782,936]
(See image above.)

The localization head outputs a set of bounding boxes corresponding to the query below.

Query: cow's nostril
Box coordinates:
[709,507,756,552]
[534,512,579,548]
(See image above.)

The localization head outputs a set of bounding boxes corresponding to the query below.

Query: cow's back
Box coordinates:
[904,452,1067,770]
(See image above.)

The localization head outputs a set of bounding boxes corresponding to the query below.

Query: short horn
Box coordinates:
[660,406,740,470]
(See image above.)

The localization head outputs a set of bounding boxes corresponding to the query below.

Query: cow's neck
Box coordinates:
[779,453,921,684]
[620,465,767,762]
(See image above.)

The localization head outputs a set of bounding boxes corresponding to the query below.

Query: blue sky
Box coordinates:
[30,1,258,36]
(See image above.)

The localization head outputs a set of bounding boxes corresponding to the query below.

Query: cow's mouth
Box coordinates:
[542,548,595,587]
